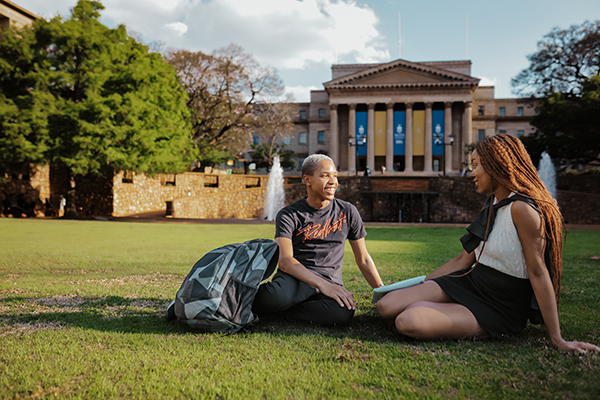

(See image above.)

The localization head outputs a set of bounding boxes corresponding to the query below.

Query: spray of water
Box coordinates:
[264,155,285,221]
[538,151,557,199]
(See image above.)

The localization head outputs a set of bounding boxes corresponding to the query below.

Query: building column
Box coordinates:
[444,102,453,173]
[424,102,433,172]
[329,104,339,166]
[367,103,375,171]
[348,104,356,173]
[462,101,473,168]
[386,102,394,172]
[404,102,413,172]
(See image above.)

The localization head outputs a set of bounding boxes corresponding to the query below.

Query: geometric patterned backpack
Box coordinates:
[166,238,278,333]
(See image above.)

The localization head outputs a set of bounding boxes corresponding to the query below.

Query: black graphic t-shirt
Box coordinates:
[275,198,366,285]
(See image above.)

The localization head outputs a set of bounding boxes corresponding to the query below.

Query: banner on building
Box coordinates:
[356,111,367,156]
[393,111,405,155]
[413,110,425,156]
[374,111,386,156]
[432,110,445,156]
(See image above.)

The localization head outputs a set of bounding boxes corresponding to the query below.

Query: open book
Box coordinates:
[371,275,427,304]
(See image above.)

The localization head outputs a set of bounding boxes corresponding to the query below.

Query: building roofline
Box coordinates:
[0,0,41,21]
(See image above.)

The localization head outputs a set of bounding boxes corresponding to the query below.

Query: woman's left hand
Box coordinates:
[554,339,600,353]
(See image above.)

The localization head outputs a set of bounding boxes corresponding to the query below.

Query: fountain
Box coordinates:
[538,151,557,199]
[264,155,285,221]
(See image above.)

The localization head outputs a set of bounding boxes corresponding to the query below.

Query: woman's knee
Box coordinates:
[394,311,419,337]
[394,302,432,337]
[376,296,398,319]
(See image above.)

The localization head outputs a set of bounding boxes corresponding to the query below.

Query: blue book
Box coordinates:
[371,275,427,304]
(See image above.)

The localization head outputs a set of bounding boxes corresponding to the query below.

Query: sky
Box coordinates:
[16,0,600,102]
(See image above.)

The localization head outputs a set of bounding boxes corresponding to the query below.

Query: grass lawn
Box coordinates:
[0,218,598,399]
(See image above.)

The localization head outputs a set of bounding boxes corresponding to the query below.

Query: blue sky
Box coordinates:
[17,0,600,101]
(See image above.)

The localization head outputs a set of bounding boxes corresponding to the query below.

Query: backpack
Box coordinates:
[167,238,278,333]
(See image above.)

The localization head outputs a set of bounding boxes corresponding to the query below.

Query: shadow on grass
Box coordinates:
[0,295,408,343]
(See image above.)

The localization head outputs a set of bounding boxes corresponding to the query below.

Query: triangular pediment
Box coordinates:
[324,59,480,90]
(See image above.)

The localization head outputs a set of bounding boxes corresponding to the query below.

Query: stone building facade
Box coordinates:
[277,58,537,175]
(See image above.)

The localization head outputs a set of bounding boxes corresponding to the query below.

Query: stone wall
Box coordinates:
[556,174,600,195]
[112,171,269,217]
[429,177,488,223]
[173,187,267,219]
[557,191,600,225]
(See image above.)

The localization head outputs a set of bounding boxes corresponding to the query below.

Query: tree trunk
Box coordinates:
[63,175,79,219]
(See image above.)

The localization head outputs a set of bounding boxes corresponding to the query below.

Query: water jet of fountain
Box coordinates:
[264,155,285,221]
[538,151,557,199]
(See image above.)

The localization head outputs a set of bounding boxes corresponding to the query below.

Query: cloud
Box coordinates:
[29,0,390,71]
[285,85,320,103]
[165,21,188,35]
[478,76,498,87]
[18,0,390,88]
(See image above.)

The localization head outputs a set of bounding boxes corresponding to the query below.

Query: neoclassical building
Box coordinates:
[284,58,536,175]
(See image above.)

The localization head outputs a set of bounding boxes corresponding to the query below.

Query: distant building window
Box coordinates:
[283,137,291,145]
[299,157,306,169]
[478,106,484,116]
[253,135,259,145]
[517,130,524,138]
[299,110,307,120]
[433,159,440,172]
[499,130,507,135]
[299,132,307,144]
[318,108,325,118]
[318,131,325,144]
[517,107,524,116]
[499,107,506,117]
[478,129,485,142]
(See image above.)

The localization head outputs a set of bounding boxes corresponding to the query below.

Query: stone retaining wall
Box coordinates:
[557,191,600,225]
[173,187,267,219]
[112,172,268,217]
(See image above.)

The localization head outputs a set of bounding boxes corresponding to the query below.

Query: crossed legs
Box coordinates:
[376,280,489,340]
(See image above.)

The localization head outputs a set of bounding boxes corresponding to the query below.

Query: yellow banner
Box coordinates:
[413,110,425,156]
[374,111,386,156]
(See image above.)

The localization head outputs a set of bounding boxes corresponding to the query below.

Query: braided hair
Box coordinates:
[475,134,564,301]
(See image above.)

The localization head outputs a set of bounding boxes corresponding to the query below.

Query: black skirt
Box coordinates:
[433,264,533,338]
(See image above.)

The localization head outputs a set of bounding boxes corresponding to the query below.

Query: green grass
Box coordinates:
[0,219,598,399]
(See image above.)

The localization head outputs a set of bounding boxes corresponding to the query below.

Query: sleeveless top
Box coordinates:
[474,194,529,279]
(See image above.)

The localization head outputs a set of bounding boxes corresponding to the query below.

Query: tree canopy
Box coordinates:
[511,20,600,98]
[166,45,290,166]
[522,74,600,166]
[0,0,192,177]
[512,20,600,167]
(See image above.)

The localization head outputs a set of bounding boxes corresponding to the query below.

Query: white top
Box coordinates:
[474,195,529,279]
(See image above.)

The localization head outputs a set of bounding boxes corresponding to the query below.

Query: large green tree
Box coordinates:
[0,0,191,215]
[522,75,600,166]
[511,20,600,166]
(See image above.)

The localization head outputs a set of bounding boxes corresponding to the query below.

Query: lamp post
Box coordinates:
[349,135,365,176]
[435,133,455,175]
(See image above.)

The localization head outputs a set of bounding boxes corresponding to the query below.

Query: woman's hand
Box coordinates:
[553,338,600,353]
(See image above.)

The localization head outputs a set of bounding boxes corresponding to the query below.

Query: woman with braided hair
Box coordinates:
[377,134,599,353]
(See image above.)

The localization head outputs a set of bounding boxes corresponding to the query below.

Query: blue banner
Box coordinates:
[393,111,405,155]
[432,110,445,156]
[356,111,368,156]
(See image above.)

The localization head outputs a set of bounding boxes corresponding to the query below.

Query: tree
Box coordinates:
[511,20,600,98]
[511,20,600,167]
[0,0,191,216]
[167,45,286,166]
[249,98,297,170]
[522,75,600,166]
